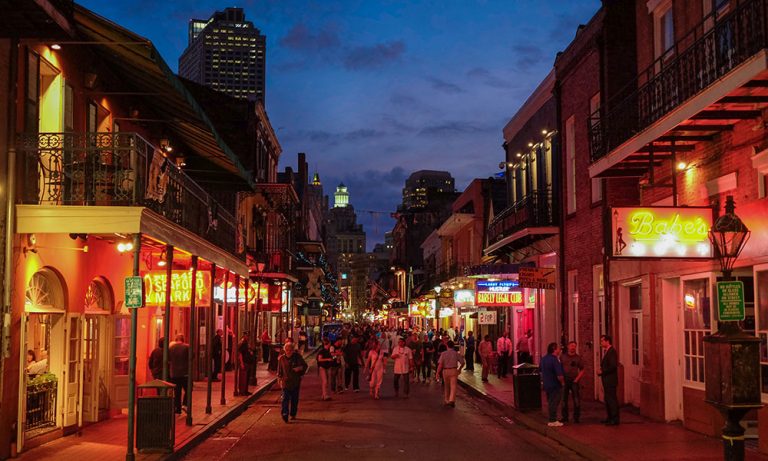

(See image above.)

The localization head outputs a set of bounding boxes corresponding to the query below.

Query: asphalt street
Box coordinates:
[181,361,585,461]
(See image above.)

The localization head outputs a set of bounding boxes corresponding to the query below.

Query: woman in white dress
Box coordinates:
[366,340,385,399]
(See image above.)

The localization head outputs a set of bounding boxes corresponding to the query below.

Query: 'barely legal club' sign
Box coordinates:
[610,207,713,259]
[475,280,523,307]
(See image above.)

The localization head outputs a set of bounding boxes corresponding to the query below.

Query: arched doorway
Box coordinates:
[83,278,113,423]
[21,268,66,447]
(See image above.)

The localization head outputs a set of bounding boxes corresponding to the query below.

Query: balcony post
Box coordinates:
[186,255,198,427]
[206,264,216,414]
[221,270,229,405]
[162,245,174,381]
[125,233,141,461]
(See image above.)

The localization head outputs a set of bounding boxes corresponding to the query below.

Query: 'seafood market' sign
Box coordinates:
[475,280,523,307]
[144,270,211,307]
[610,207,713,259]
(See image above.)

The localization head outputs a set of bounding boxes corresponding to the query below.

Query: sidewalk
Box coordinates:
[457,363,768,461]
[17,364,281,461]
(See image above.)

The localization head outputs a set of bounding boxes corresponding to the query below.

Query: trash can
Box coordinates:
[269,343,283,372]
[136,379,175,453]
[512,363,541,411]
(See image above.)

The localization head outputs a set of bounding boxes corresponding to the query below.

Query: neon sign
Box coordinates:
[475,280,523,306]
[144,270,211,307]
[611,207,713,259]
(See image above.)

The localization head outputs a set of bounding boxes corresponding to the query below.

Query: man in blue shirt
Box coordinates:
[540,342,565,426]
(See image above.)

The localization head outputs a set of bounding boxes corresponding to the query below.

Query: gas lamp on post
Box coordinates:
[703,196,761,461]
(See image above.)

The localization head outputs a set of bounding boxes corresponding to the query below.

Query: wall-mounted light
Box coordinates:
[50,44,61,50]
[157,248,167,267]
[117,241,134,253]
[541,129,548,135]
[516,152,522,158]
[677,161,688,171]
[527,142,534,147]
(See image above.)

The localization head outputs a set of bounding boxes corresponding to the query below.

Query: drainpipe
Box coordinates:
[553,77,568,346]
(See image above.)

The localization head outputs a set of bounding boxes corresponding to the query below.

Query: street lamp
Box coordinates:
[703,196,761,461]
[434,286,442,331]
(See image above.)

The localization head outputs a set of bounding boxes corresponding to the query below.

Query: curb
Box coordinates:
[161,377,277,461]
[457,379,612,461]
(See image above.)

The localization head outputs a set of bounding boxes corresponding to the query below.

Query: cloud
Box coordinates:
[512,44,545,68]
[426,76,463,94]
[343,40,406,70]
[466,67,514,89]
[280,23,340,52]
[344,129,387,141]
[419,121,496,137]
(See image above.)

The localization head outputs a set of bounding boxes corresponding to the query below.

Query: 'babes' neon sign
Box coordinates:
[611,207,713,258]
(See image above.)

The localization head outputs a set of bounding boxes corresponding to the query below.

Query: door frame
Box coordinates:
[592,264,605,400]
[662,276,683,421]
[619,278,643,408]
[62,313,83,431]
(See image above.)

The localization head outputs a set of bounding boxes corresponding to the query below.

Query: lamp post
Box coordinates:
[703,196,761,461]
[434,285,442,331]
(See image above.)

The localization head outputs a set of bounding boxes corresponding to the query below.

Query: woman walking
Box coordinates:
[366,340,385,399]
[317,339,334,400]
[421,335,434,383]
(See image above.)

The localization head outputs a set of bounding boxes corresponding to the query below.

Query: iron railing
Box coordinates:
[18,132,239,256]
[487,189,554,247]
[589,0,768,161]
[25,380,56,432]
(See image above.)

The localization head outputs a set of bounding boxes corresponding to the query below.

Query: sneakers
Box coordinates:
[547,421,564,427]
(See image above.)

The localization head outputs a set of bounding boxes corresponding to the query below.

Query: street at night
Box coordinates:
[181,363,582,461]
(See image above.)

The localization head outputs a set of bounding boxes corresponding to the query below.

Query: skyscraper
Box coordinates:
[179,7,266,103]
[401,170,456,210]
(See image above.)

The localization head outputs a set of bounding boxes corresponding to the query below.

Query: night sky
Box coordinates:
[79,0,601,247]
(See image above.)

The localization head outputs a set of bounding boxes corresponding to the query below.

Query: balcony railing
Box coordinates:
[590,0,768,162]
[18,132,239,256]
[487,189,554,247]
[25,378,57,432]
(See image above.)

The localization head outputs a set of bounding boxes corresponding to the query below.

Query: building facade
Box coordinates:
[179,7,267,103]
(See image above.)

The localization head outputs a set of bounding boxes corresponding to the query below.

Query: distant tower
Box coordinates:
[334,183,349,208]
[179,7,267,103]
[312,172,322,186]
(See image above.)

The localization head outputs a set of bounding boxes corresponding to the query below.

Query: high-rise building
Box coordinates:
[179,7,266,103]
[334,183,350,208]
[401,170,456,210]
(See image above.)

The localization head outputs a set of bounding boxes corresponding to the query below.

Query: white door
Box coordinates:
[111,316,130,412]
[82,316,103,423]
[63,314,82,429]
[626,311,643,407]
[593,265,605,400]
[662,277,683,421]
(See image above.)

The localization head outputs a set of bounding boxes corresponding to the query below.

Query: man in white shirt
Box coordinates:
[496,332,512,378]
[390,337,413,397]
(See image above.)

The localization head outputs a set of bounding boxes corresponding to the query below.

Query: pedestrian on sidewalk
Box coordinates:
[277,342,308,423]
[298,329,308,353]
[238,332,254,395]
[478,335,493,382]
[496,332,512,378]
[516,329,533,364]
[408,332,422,383]
[168,334,190,414]
[464,331,475,372]
[148,337,164,380]
[436,340,465,407]
[212,329,223,381]
[330,339,345,393]
[421,335,435,383]
[343,336,363,392]
[366,340,385,399]
[261,329,272,364]
[317,339,334,400]
[599,335,620,425]
[391,338,413,397]
[562,341,585,423]
[541,342,565,427]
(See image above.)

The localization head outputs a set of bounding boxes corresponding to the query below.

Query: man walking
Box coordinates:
[478,335,493,382]
[540,342,564,427]
[390,337,413,398]
[562,341,585,423]
[496,332,512,378]
[168,334,190,414]
[516,329,533,364]
[343,336,363,392]
[212,329,223,381]
[464,331,475,372]
[436,340,465,407]
[599,335,620,425]
[277,342,308,422]
[238,332,254,395]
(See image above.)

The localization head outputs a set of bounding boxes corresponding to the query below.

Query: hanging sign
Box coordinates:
[124,276,144,308]
[610,207,713,258]
[454,290,475,309]
[717,281,745,321]
[518,267,556,289]
[475,280,523,306]
[143,270,211,307]
[478,310,498,325]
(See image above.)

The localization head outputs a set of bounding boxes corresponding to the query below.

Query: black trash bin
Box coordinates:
[269,343,283,372]
[136,379,176,453]
[512,362,541,411]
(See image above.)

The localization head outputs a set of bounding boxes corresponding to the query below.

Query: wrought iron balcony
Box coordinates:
[487,189,555,248]
[18,132,238,256]
[590,0,768,162]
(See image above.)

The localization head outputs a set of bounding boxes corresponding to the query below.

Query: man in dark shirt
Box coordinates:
[168,335,190,413]
[277,342,308,422]
[148,337,164,380]
[212,329,223,382]
[464,331,476,372]
[343,336,363,392]
[540,342,564,426]
[599,335,620,425]
[562,341,585,423]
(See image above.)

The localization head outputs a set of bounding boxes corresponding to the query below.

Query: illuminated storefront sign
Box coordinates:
[144,270,211,307]
[610,207,713,258]
[454,289,475,309]
[213,284,265,305]
[475,280,523,307]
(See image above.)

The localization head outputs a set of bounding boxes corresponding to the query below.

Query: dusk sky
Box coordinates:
[80,0,601,247]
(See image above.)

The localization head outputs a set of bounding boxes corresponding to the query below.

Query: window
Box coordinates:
[653,1,675,62]
[683,278,711,385]
[629,284,642,311]
[567,270,579,343]
[565,116,576,214]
